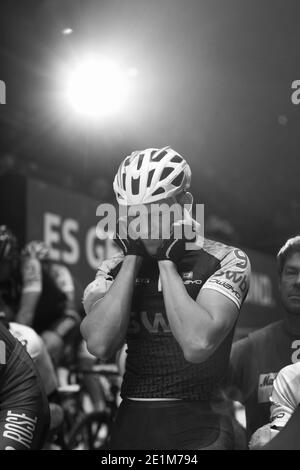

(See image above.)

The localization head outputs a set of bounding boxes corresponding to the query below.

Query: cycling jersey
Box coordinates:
[21,260,79,337]
[0,322,50,449]
[83,238,250,401]
[22,259,75,296]
[270,362,300,430]
[249,362,300,449]
[1,259,79,338]
[230,319,300,439]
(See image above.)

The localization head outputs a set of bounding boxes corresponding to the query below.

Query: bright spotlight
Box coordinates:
[127,67,139,78]
[66,56,131,118]
[62,28,73,35]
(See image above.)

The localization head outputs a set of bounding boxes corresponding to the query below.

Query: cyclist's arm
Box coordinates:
[158,249,250,363]
[16,292,39,325]
[45,264,80,338]
[15,257,42,325]
[262,405,300,450]
[81,254,141,361]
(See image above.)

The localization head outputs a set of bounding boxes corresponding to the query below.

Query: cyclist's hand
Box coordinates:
[41,330,64,365]
[248,424,278,449]
[155,221,197,265]
[114,217,148,258]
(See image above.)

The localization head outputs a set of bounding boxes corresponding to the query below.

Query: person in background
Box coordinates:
[229,235,300,441]
[0,226,57,395]
[16,240,81,366]
[0,320,50,450]
[0,229,50,450]
[249,361,300,449]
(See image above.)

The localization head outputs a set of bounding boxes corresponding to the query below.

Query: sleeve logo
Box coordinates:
[0,340,6,364]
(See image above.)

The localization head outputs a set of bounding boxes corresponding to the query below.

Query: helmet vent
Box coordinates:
[171,155,183,163]
[147,169,155,187]
[122,173,126,190]
[172,171,184,187]
[137,154,144,170]
[131,176,140,195]
[152,186,165,196]
[152,150,168,161]
[160,167,173,181]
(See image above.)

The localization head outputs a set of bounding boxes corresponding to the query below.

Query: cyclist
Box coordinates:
[249,361,300,449]
[230,235,300,441]
[0,320,50,450]
[0,227,57,394]
[0,225,21,321]
[16,240,81,366]
[0,231,50,450]
[81,146,251,450]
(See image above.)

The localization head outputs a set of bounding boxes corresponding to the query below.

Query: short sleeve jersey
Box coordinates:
[83,238,250,400]
[270,362,300,430]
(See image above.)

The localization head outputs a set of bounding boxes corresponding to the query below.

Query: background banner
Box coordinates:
[0,176,283,332]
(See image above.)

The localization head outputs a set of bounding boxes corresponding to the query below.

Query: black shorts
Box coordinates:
[109,399,234,450]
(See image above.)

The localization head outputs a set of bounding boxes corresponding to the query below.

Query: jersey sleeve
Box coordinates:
[49,264,75,294]
[83,253,124,315]
[8,322,42,360]
[0,336,6,366]
[270,363,300,430]
[201,248,251,309]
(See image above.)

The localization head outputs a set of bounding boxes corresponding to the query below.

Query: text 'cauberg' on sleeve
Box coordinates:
[201,247,251,309]
[82,253,124,315]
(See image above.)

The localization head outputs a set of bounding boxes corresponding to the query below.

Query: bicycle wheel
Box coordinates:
[67,411,112,450]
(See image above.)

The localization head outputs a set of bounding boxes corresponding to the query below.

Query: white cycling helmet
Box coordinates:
[113,146,191,205]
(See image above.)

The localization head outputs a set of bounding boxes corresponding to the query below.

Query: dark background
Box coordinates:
[0,0,299,254]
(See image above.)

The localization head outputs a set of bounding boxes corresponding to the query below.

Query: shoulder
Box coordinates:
[248,321,284,344]
[272,362,300,411]
[9,322,42,360]
[231,322,284,367]
[204,239,250,269]
[231,335,252,362]
[199,239,251,309]
[189,238,251,278]
[276,362,300,385]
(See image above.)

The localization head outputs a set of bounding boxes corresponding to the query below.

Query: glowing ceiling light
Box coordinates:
[127,67,139,77]
[62,28,73,35]
[66,56,131,118]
